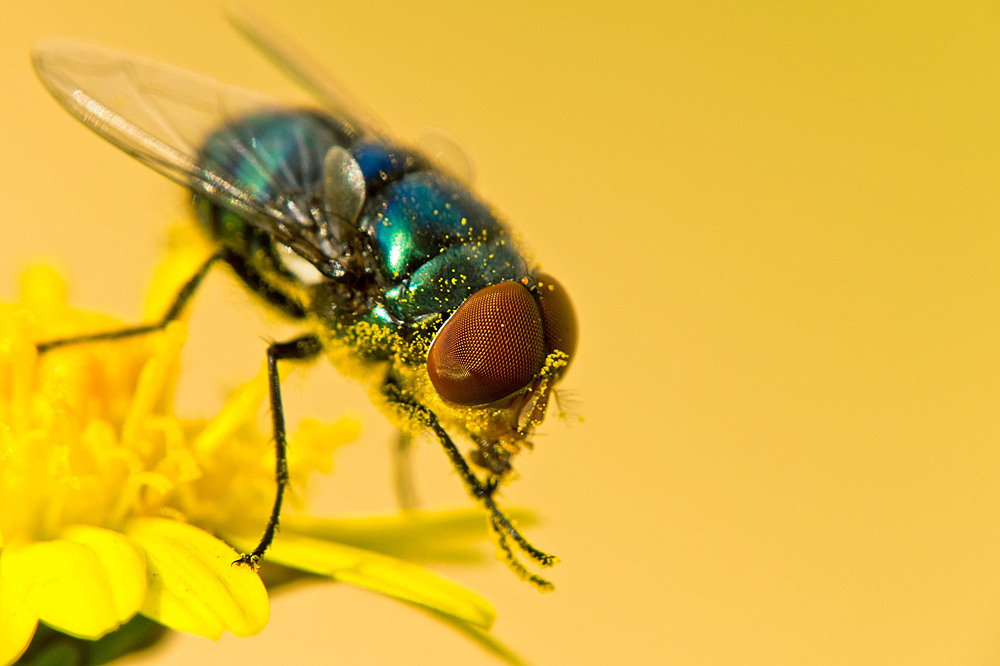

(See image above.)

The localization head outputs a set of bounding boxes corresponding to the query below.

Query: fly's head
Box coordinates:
[424,272,577,476]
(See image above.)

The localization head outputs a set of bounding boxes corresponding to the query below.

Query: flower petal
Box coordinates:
[0,529,142,640]
[126,518,268,639]
[61,525,147,620]
[278,509,536,562]
[232,532,495,630]
[426,609,529,666]
[142,225,215,320]
[0,572,38,666]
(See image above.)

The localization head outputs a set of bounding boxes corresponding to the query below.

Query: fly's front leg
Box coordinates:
[236,333,322,569]
[36,251,224,353]
[381,381,558,591]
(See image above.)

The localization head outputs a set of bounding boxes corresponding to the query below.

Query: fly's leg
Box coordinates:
[35,247,316,567]
[36,252,224,353]
[381,381,558,591]
[392,431,420,510]
[236,333,322,569]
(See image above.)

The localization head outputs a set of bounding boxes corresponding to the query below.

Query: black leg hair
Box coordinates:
[381,381,557,591]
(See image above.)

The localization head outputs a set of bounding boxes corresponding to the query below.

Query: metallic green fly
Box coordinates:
[32,12,577,590]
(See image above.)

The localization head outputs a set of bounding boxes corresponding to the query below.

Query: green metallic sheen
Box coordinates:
[358,171,529,324]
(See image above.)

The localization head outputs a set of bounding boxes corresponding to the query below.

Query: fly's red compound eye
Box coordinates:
[427,282,546,406]
[533,272,578,366]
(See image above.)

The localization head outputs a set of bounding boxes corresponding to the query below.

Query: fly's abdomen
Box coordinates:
[195,108,353,253]
[194,199,310,318]
[199,109,353,203]
[194,110,353,318]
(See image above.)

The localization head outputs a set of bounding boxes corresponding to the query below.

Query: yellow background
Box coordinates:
[4,1,1000,664]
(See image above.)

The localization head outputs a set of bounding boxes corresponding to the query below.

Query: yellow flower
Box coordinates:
[0,234,520,665]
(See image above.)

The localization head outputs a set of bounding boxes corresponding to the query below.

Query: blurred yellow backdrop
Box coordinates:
[4,1,1000,664]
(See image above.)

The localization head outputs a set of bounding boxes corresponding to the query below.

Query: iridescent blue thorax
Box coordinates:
[197,110,530,330]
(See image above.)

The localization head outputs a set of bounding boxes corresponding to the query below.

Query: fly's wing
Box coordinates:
[417,127,476,186]
[229,7,476,185]
[33,40,352,277]
[227,6,385,139]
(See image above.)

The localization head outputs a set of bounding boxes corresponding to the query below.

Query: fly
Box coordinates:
[31,11,577,591]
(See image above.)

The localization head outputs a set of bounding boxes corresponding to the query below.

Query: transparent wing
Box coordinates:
[418,127,476,186]
[227,5,385,139]
[32,40,348,276]
[230,7,476,184]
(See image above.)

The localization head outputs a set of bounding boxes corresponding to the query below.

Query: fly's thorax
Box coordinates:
[308,276,434,384]
[357,168,533,324]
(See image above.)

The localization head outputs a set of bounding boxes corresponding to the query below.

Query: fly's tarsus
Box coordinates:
[489,514,556,592]
[382,381,558,591]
